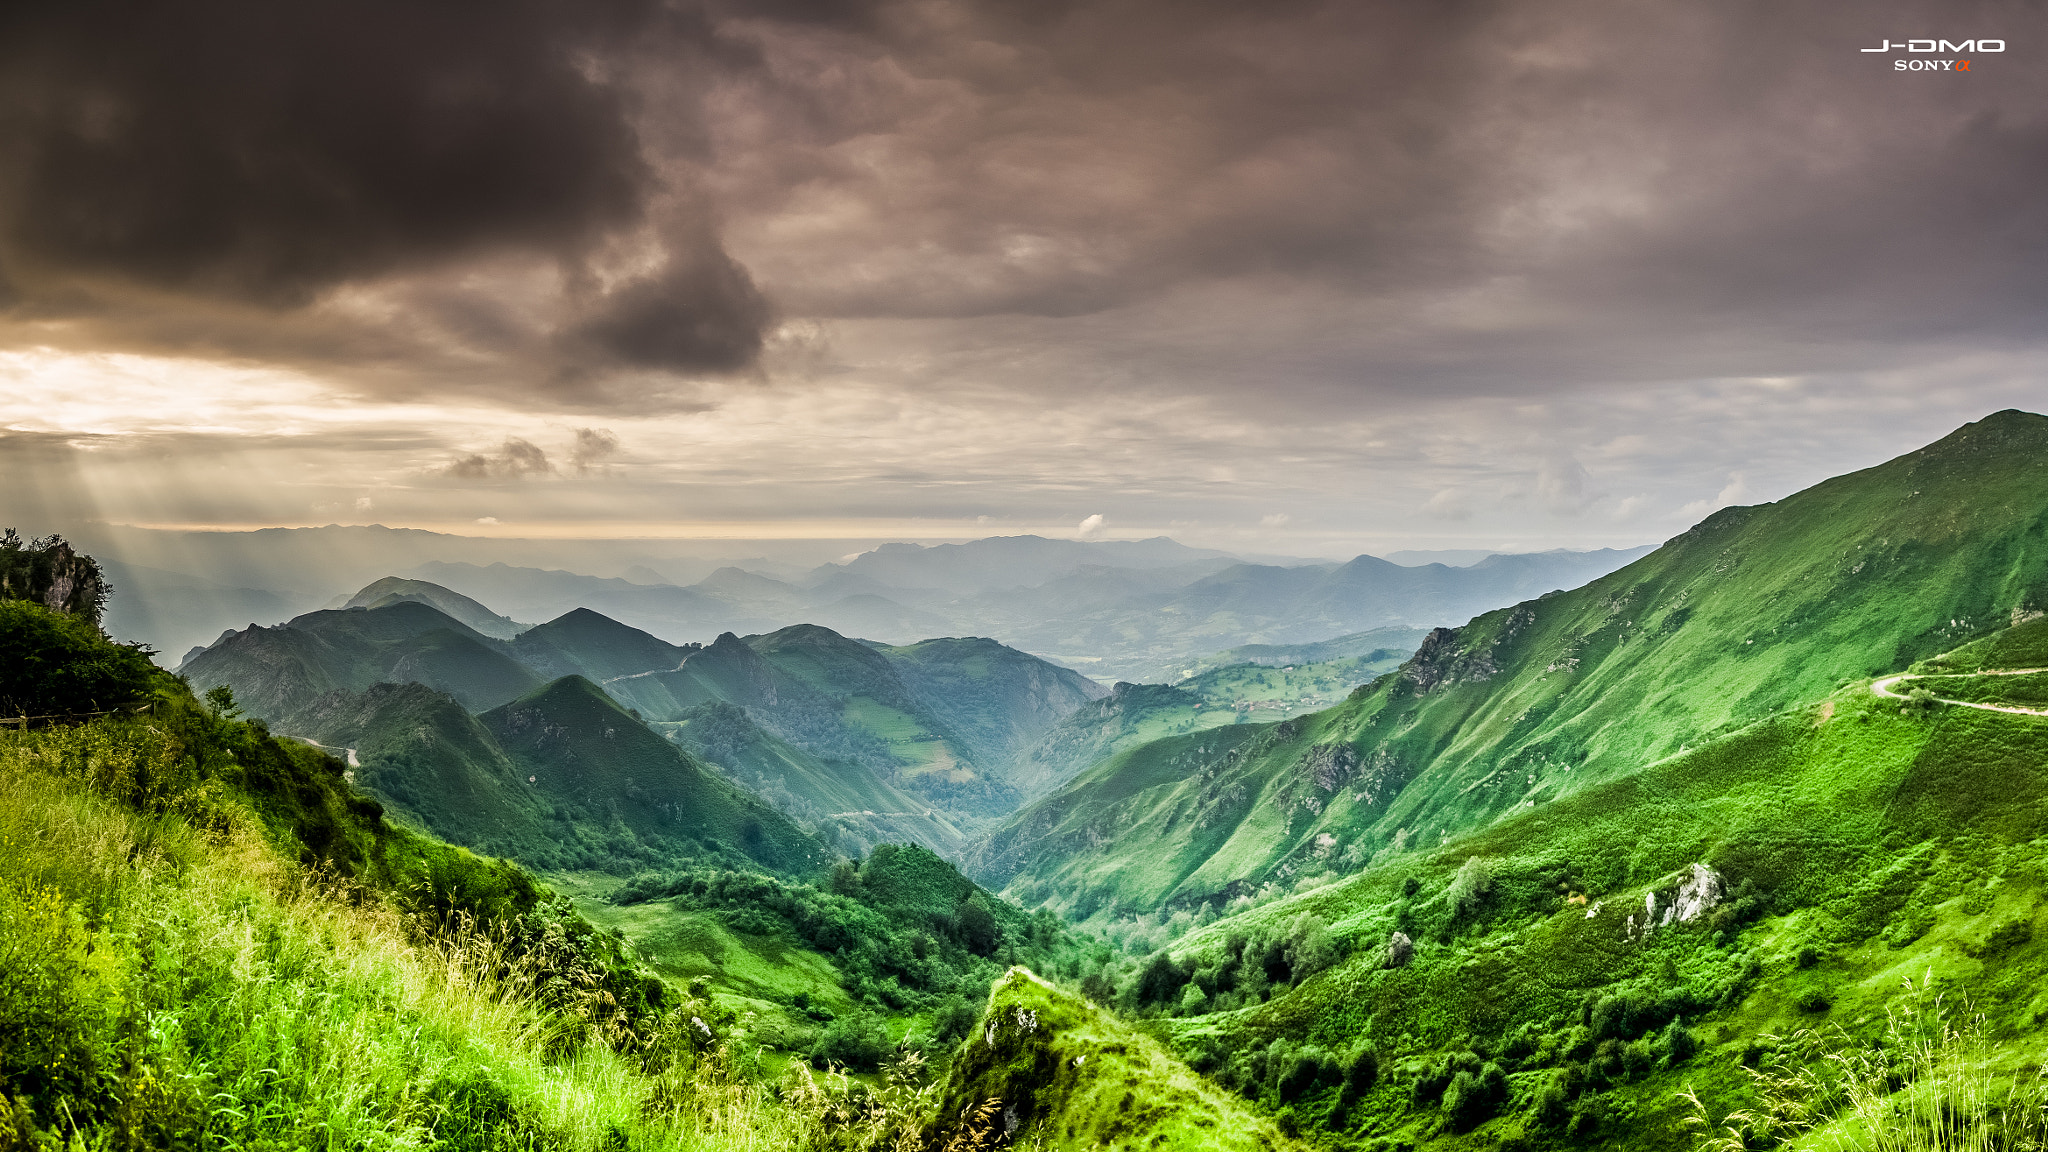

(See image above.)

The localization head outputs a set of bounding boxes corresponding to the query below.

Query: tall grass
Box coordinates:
[1683,978,2048,1152]
[0,719,981,1151]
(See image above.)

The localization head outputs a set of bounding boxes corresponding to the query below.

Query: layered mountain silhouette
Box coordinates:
[181,590,1106,857]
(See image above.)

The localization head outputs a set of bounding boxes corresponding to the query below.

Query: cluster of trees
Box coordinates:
[0,536,153,722]
[613,844,1083,1068]
[1098,912,1341,1016]
[1184,1035,1380,1130]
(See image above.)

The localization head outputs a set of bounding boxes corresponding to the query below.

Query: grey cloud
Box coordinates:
[570,428,624,473]
[1,0,2044,421]
[0,0,788,400]
[447,438,554,479]
[710,0,2048,400]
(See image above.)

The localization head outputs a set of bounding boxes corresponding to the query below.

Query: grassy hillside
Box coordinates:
[286,679,551,860]
[874,635,1108,775]
[511,605,692,681]
[932,967,1308,1152]
[1093,645,2048,1149]
[0,597,1040,1152]
[1006,652,1418,801]
[658,699,968,857]
[479,675,829,876]
[1158,626,1429,683]
[973,410,2048,916]
[1181,650,1414,717]
[592,843,1092,1074]
[612,624,1103,822]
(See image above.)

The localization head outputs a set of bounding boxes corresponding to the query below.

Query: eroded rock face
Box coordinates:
[1669,863,1725,924]
[1624,863,1726,941]
[0,535,108,625]
[1386,931,1414,968]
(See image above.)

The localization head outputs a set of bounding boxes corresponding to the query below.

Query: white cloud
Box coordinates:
[354,496,373,513]
[476,516,501,525]
[1260,512,1292,528]
[1077,513,1108,539]
[1423,488,1473,521]
[1678,471,1749,520]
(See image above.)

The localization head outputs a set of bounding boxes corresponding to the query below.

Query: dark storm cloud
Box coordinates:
[706,0,2048,397]
[2,0,2044,411]
[0,0,784,387]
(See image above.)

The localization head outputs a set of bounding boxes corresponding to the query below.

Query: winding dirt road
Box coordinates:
[1870,667,2048,718]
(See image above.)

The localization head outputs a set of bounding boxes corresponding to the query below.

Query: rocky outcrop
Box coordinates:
[0,533,109,626]
[1623,863,1725,941]
[1402,626,1503,694]
[1385,930,1414,968]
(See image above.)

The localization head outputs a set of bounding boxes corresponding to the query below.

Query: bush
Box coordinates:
[931,994,978,1044]
[1448,855,1496,919]
[1275,1046,1336,1103]
[811,1007,894,1071]
[1340,1044,1378,1100]
[1662,1020,1697,1065]
[0,601,159,721]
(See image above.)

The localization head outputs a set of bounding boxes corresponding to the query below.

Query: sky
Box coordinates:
[1,0,2044,561]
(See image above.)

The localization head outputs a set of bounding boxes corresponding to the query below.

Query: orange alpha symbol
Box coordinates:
[1959,59,1972,69]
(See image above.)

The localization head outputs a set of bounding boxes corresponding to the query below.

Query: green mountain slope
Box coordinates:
[509,605,692,681]
[480,675,830,876]
[610,624,1104,820]
[1006,682,1240,799]
[1109,617,2048,1148]
[1162,625,1430,682]
[658,699,968,856]
[872,635,1108,773]
[283,680,551,859]
[932,967,1307,1152]
[972,410,2048,915]
[1002,646,1423,799]
[182,600,541,718]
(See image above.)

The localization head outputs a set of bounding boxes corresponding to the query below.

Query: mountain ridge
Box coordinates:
[968,410,2048,916]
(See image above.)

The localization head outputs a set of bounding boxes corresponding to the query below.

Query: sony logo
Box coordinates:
[1861,39,2006,52]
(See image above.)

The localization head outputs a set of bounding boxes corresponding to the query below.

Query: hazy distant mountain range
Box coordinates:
[396,541,1651,683]
[82,524,1648,682]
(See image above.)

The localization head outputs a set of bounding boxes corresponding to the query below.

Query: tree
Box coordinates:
[953,895,1000,956]
[1448,855,1496,918]
[1284,913,1339,981]
[811,1006,894,1071]
[0,600,159,720]
[1340,1044,1378,1101]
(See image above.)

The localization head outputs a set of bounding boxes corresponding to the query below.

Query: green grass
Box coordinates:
[0,601,1012,1152]
[655,700,968,858]
[1093,670,2048,1149]
[932,968,1309,1152]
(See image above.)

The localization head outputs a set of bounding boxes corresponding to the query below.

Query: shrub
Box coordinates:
[1662,1020,1698,1066]
[811,1006,894,1071]
[1448,855,1496,918]
[0,601,159,721]
[1340,1044,1378,1100]
[932,994,978,1044]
